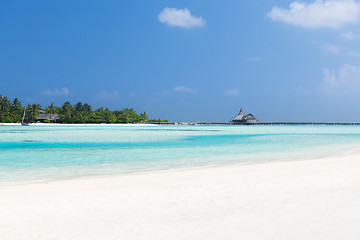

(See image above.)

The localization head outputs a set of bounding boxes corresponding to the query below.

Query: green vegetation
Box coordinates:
[0,95,163,124]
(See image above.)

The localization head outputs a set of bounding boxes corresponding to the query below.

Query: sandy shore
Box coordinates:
[1,154,360,240]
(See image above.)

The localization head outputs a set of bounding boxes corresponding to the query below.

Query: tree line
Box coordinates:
[0,95,166,124]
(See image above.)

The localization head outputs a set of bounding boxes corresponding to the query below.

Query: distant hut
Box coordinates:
[232,108,246,122]
[243,113,258,124]
[231,108,258,124]
[37,110,60,123]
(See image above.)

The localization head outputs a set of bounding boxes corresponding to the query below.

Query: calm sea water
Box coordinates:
[1,124,360,184]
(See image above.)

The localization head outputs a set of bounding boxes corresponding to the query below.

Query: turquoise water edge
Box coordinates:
[1,124,360,184]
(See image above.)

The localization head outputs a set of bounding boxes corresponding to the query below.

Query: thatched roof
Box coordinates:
[244,113,256,120]
[37,113,60,121]
[232,108,245,121]
[231,108,258,123]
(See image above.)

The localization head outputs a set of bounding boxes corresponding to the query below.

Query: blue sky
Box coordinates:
[1,0,360,122]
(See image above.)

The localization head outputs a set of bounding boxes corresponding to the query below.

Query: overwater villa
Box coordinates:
[231,108,258,124]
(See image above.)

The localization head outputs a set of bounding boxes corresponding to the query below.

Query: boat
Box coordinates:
[21,107,29,126]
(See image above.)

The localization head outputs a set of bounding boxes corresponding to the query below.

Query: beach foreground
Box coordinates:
[1,154,360,240]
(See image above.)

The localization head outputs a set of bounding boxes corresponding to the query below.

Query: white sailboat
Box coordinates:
[21,107,29,126]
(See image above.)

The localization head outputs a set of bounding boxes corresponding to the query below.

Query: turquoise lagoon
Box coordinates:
[1,124,360,184]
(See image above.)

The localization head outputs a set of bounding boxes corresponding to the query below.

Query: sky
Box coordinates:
[1,0,360,122]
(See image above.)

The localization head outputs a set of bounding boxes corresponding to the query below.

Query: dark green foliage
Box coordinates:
[0,94,164,123]
[0,95,24,123]
[139,111,148,123]
[114,108,140,123]
[147,119,169,123]
[147,119,158,123]
[25,104,41,122]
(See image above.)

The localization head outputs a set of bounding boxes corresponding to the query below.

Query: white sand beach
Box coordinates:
[1,153,360,240]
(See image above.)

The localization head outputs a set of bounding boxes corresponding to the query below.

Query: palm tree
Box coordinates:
[0,95,12,122]
[139,111,148,123]
[10,98,23,122]
[0,94,163,124]
[60,102,72,123]
[25,104,41,122]
[45,102,58,122]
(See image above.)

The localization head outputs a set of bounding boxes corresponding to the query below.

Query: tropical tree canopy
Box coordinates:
[0,95,163,123]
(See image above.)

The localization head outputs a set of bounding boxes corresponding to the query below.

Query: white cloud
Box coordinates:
[342,31,356,40]
[323,69,337,86]
[346,50,360,56]
[42,87,70,96]
[173,86,197,93]
[316,41,360,56]
[268,0,360,28]
[323,64,360,91]
[341,31,360,40]
[158,8,206,28]
[321,42,340,54]
[224,88,239,96]
[97,90,119,99]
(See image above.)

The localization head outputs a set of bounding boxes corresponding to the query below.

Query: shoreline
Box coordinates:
[3,122,360,126]
[2,145,360,187]
[1,151,360,239]
[1,144,360,187]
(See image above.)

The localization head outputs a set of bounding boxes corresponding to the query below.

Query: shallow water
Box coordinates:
[1,124,360,183]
